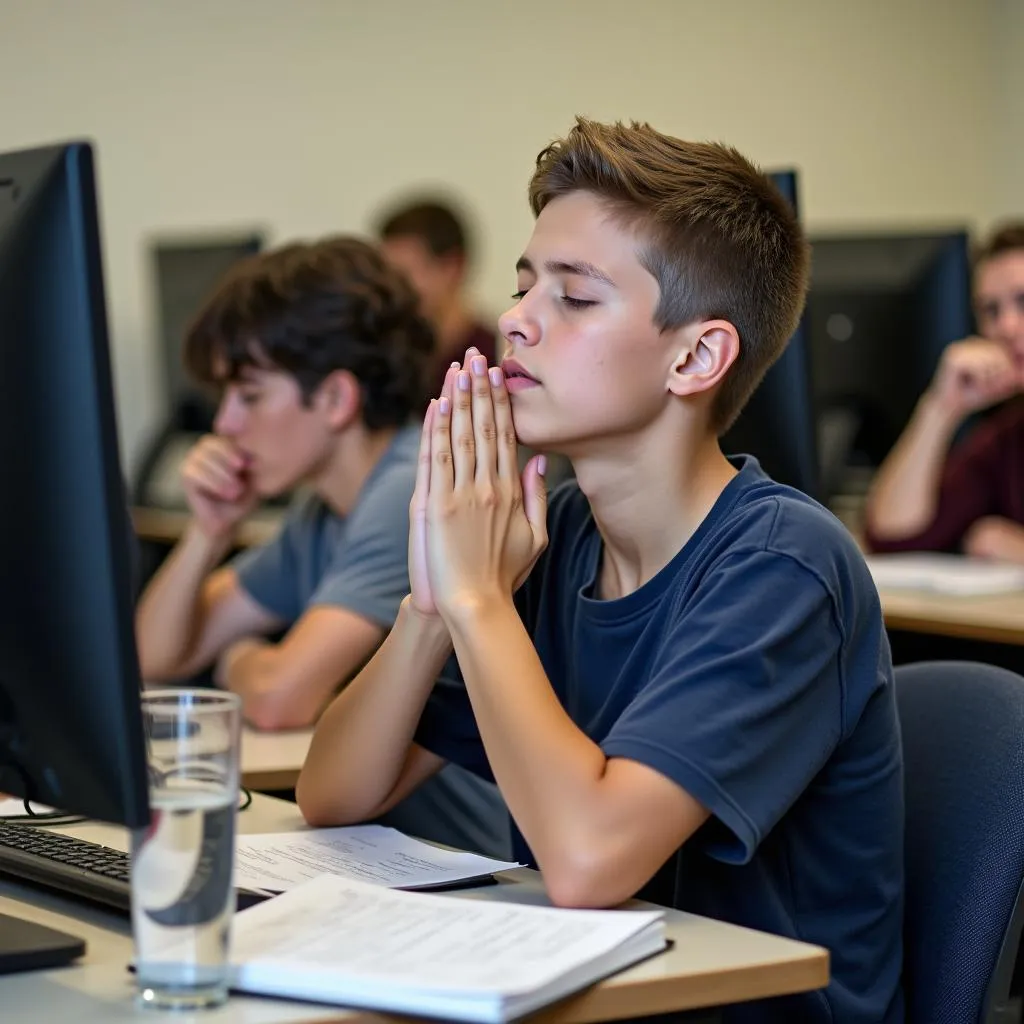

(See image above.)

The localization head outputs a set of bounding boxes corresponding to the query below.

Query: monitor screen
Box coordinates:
[720,169,819,499]
[0,141,149,828]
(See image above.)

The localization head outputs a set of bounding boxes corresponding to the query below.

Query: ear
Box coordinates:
[666,319,740,398]
[313,369,362,430]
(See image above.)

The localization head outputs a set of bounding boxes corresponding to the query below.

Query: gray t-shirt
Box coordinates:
[233,425,511,860]
[234,425,419,629]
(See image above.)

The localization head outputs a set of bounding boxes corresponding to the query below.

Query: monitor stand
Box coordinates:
[0,911,85,973]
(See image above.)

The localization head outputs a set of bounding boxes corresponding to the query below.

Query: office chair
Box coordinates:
[896,660,1024,1024]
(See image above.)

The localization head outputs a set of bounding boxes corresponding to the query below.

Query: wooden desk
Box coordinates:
[879,587,1024,647]
[0,795,828,1023]
[131,506,283,549]
[240,726,312,791]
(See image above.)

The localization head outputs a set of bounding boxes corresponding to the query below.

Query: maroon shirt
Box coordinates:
[864,400,1024,553]
[427,321,498,398]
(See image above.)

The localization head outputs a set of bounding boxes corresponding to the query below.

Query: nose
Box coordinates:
[213,391,244,437]
[498,295,541,349]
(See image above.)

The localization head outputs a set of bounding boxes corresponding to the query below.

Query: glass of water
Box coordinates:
[131,689,242,1010]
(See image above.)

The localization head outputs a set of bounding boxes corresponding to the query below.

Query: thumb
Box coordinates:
[522,454,549,542]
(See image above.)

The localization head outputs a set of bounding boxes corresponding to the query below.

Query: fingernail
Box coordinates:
[466,346,479,357]
[439,396,451,415]
[537,455,547,476]
[450,361,460,370]
[457,371,470,392]
[471,355,487,377]
[489,367,503,387]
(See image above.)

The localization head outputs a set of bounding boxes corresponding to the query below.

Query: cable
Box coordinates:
[0,787,254,827]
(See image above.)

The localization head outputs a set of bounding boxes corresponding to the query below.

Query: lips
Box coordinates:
[501,358,540,384]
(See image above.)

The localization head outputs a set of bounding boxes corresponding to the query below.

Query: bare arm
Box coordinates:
[864,394,961,539]
[447,596,708,908]
[867,339,1021,541]
[216,605,385,730]
[135,534,282,680]
[295,597,450,825]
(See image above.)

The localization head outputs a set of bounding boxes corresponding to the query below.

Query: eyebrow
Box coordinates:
[515,255,615,287]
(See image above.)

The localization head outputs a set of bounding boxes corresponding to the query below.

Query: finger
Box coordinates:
[522,454,549,544]
[450,368,475,490]
[202,438,248,473]
[429,394,455,502]
[470,354,498,485]
[186,456,244,499]
[489,365,519,483]
[413,400,435,513]
[441,362,459,403]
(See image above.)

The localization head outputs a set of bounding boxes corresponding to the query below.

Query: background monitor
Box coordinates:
[806,230,973,497]
[0,140,149,828]
[152,232,263,432]
[721,169,820,500]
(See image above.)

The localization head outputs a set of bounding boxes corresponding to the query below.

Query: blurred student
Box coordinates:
[135,236,510,857]
[865,224,1024,561]
[377,198,497,393]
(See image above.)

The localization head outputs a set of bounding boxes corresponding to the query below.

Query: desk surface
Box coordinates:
[240,726,312,791]
[0,795,828,1023]
[878,586,1024,646]
[132,506,284,549]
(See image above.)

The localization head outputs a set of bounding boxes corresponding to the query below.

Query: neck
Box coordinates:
[570,419,737,600]
[313,423,399,517]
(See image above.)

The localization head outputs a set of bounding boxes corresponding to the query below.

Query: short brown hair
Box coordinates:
[183,237,433,430]
[973,222,1024,270]
[529,118,810,432]
[377,199,470,261]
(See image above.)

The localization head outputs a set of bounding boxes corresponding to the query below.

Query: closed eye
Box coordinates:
[561,296,595,310]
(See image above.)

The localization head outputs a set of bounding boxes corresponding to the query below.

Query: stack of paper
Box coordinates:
[230,874,666,1022]
[865,553,1024,596]
[235,824,520,894]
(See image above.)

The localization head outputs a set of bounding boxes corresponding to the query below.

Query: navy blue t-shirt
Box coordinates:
[415,457,904,1023]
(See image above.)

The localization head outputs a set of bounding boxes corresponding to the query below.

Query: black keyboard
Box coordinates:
[0,820,266,914]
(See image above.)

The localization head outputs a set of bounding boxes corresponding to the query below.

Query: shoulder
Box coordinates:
[702,461,878,612]
[357,426,420,508]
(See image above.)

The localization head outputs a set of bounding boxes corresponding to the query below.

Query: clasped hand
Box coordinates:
[409,349,548,620]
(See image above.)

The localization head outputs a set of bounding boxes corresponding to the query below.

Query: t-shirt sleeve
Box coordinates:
[601,546,848,865]
[232,513,304,623]
[307,467,413,628]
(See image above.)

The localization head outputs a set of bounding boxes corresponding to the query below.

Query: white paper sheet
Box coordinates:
[235,824,520,893]
[866,553,1024,596]
[230,874,665,1022]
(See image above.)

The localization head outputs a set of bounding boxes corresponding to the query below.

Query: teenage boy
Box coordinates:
[299,121,903,1022]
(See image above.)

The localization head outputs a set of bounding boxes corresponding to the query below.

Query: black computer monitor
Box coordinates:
[152,233,263,432]
[806,231,973,490]
[721,170,819,499]
[0,141,149,827]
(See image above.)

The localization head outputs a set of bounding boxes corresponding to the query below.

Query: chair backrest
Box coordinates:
[896,660,1024,1024]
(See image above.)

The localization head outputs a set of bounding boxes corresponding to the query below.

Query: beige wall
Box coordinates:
[0,0,1006,467]
[989,0,1024,225]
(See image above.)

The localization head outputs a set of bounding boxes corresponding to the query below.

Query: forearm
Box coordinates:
[445,597,610,889]
[865,394,961,540]
[135,525,232,678]
[296,598,452,823]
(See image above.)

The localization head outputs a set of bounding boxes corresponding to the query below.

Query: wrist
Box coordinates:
[397,597,453,657]
[916,390,963,437]
[439,589,517,635]
[183,520,236,565]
